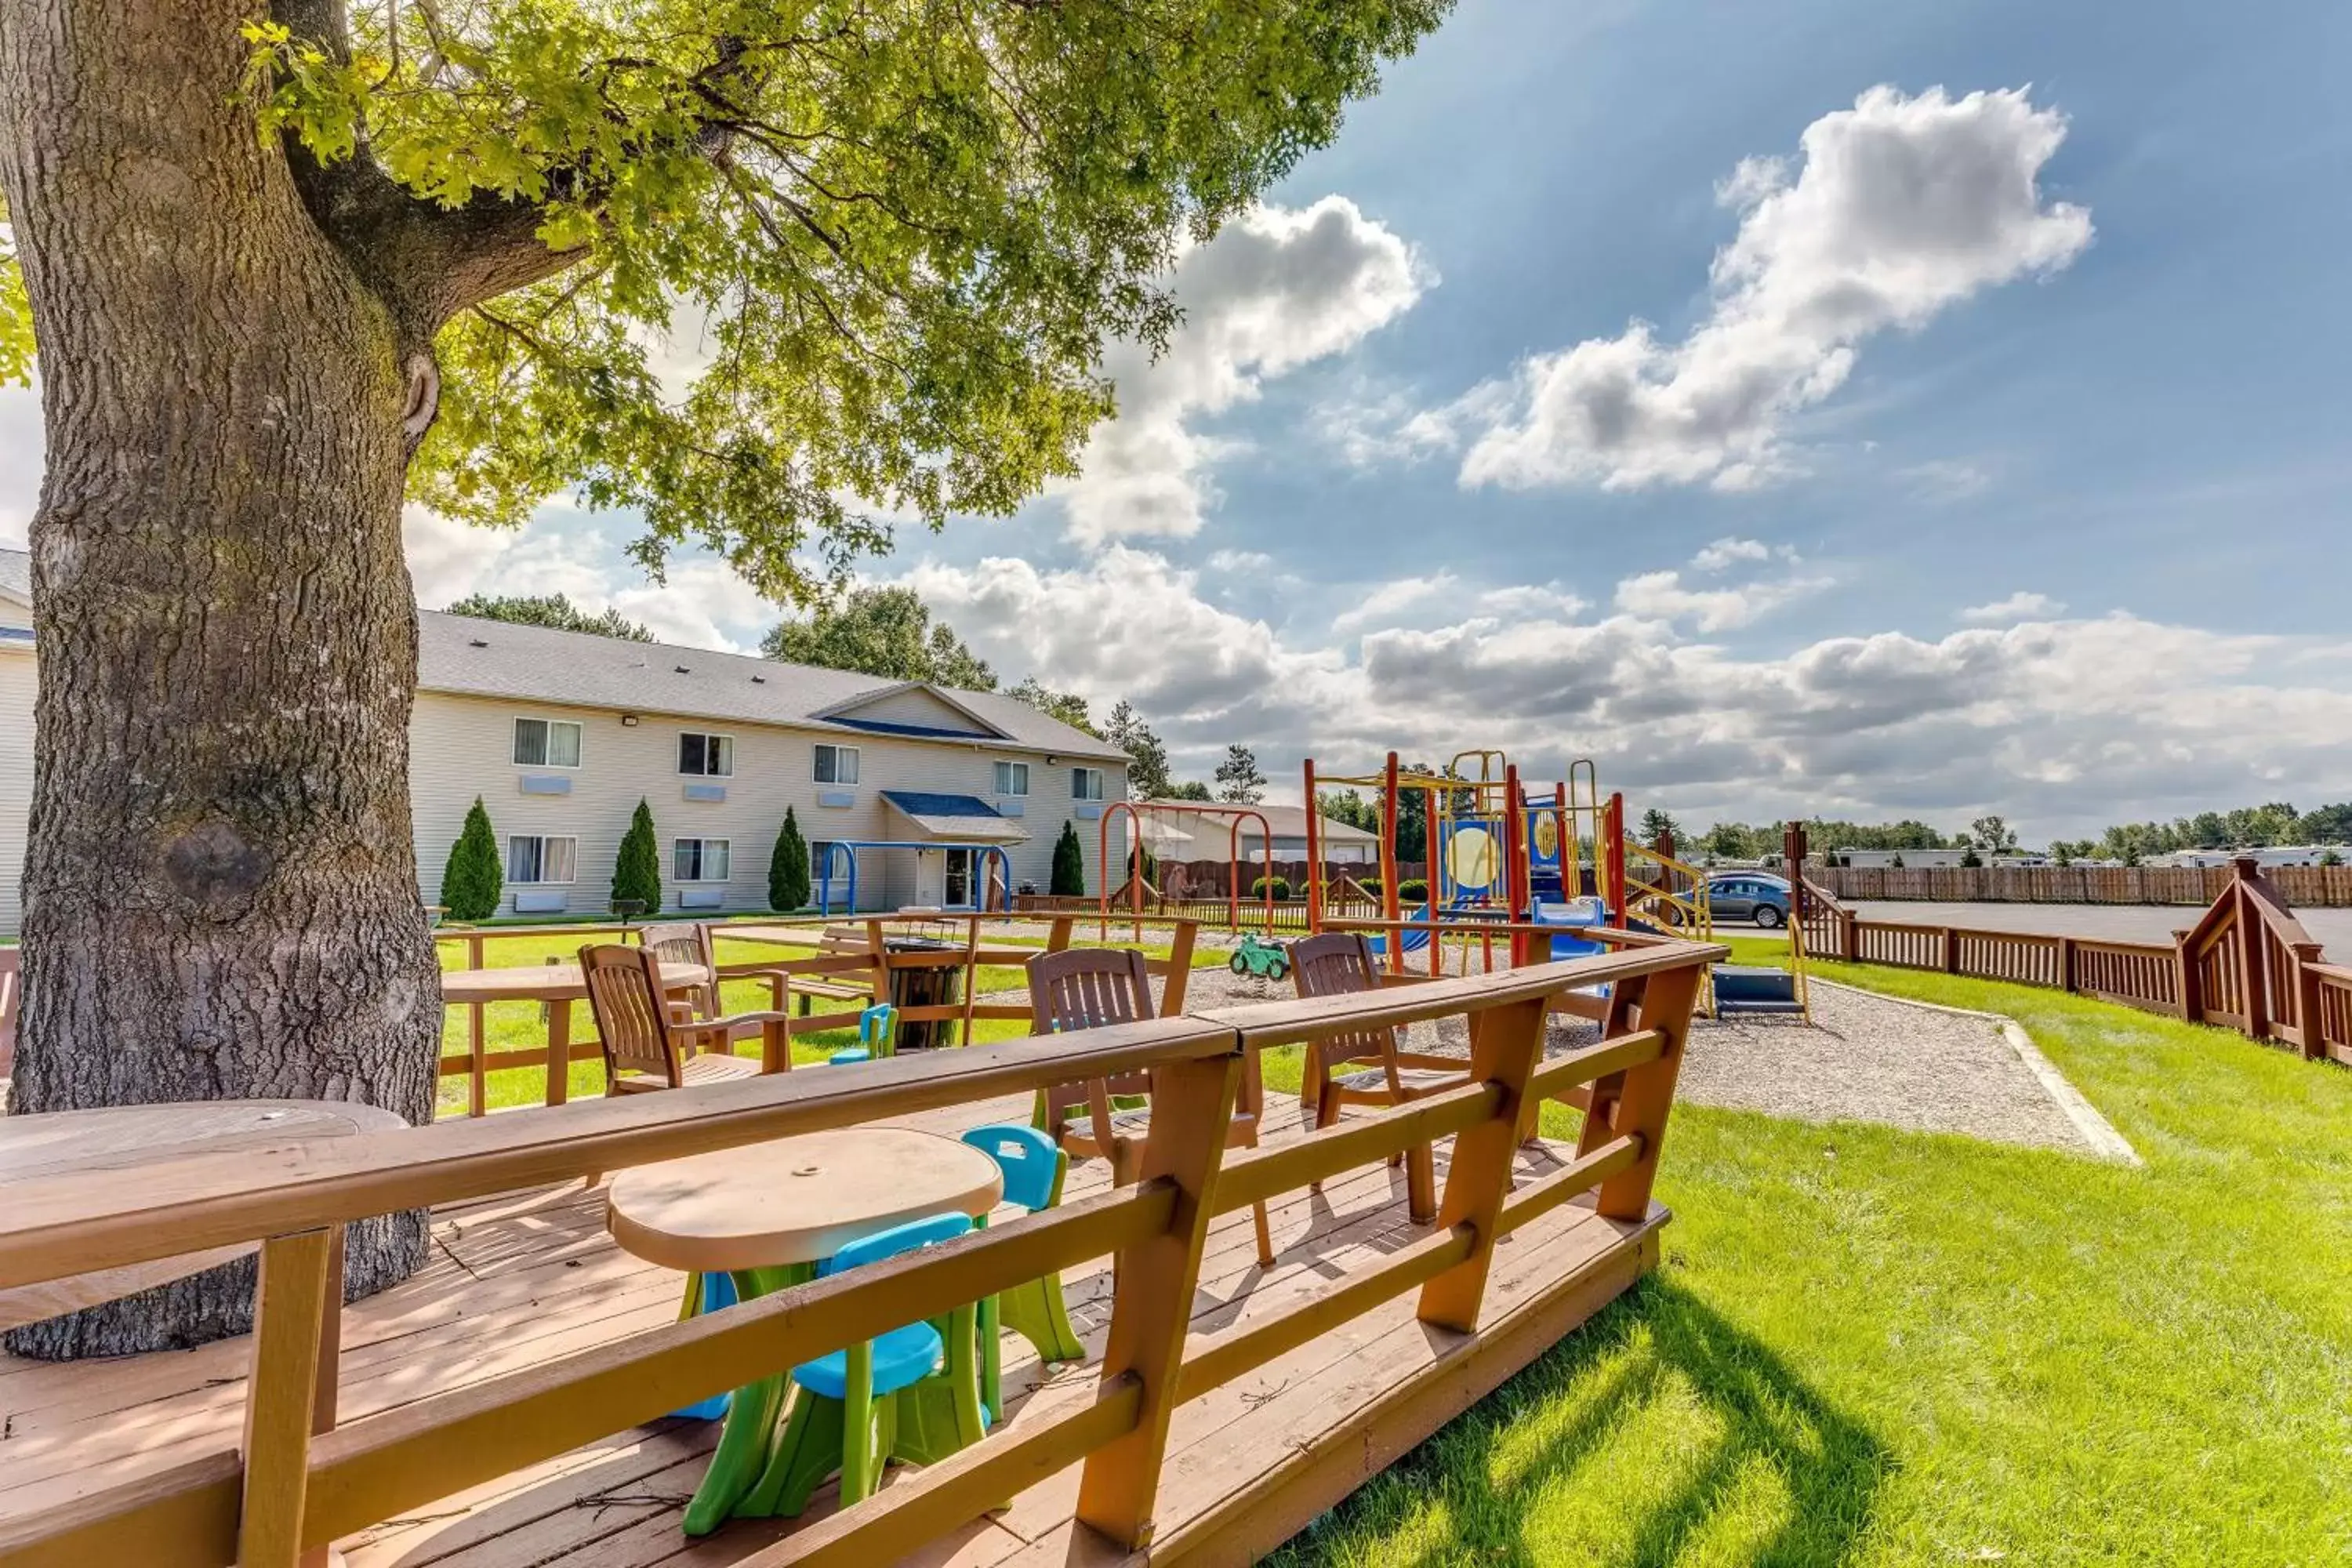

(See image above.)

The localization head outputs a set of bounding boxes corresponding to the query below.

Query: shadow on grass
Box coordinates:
[1270,1276,1888,1567]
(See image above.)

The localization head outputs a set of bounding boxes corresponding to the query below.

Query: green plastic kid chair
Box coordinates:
[737,1212,989,1520]
[960,1123,1087,1421]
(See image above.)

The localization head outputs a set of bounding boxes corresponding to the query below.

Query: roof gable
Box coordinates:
[812,681,1008,739]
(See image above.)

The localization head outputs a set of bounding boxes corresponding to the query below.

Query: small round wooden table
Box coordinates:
[440,961,714,1111]
[0,1099,408,1330]
[606,1127,1003,1531]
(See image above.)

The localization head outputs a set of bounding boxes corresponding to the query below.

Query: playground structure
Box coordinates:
[1098,799,1276,937]
[811,839,1013,917]
[1301,750,1809,1020]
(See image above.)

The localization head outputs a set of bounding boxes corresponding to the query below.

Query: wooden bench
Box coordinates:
[788,925,884,1014]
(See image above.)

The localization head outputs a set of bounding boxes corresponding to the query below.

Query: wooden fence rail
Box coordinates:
[1800,858,2350,1065]
[0,937,1722,1568]
[1809,862,2352,906]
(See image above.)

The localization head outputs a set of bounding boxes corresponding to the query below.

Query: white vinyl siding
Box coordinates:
[677,731,734,777]
[400,695,1128,930]
[0,647,34,934]
[994,760,1029,797]
[506,834,577,884]
[513,717,583,768]
[1072,767,1105,801]
[673,837,731,882]
[814,743,859,784]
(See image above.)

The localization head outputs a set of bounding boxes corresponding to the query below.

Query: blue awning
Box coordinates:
[880,791,1029,842]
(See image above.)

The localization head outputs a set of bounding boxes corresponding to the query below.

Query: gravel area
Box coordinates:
[1677,980,2096,1152]
[987,956,2107,1155]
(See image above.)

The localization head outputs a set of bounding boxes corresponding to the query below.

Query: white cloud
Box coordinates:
[1613,566,1829,632]
[1959,590,2065,624]
[0,383,43,551]
[1206,549,1276,573]
[1454,85,2092,492]
[1056,197,1428,544]
[1690,536,1773,572]
[892,544,2351,837]
[401,505,779,652]
[1331,572,1460,634]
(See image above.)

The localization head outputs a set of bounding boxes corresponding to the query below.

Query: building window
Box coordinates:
[994,760,1030,797]
[814,742,860,785]
[678,732,735,777]
[1072,767,1105,801]
[506,835,577,884]
[513,717,583,768]
[673,837,731,883]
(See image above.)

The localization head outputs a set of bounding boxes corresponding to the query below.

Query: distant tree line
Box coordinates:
[2049,801,2352,865]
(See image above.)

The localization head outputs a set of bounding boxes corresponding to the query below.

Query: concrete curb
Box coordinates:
[1808,978,2143,1167]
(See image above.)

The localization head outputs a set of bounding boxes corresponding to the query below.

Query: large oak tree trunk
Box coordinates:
[1,0,443,1356]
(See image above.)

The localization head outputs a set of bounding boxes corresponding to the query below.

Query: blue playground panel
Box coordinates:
[1711,964,1803,1013]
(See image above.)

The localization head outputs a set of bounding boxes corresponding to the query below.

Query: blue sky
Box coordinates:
[7,0,2348,840]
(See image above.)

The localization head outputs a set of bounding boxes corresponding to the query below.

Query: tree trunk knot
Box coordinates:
[163,820,274,912]
[401,353,441,436]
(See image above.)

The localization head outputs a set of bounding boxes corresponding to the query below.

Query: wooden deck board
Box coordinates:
[0,1086,1662,1566]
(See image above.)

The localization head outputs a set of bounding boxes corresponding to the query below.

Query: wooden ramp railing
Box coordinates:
[1801,861,2347,1065]
[0,937,1722,1568]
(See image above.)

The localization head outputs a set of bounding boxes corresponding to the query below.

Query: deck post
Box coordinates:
[1074,1045,1243,1548]
[1159,920,1199,1016]
[2173,929,2200,1022]
[1582,962,1703,1221]
[1416,993,1548,1334]
[238,1227,339,1568]
[2057,935,2078,995]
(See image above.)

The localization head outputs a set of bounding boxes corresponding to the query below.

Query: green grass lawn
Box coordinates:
[1270,960,2352,1566]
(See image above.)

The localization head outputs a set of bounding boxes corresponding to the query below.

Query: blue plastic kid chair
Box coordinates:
[736,1211,989,1519]
[960,1123,1087,1421]
[670,1271,738,1419]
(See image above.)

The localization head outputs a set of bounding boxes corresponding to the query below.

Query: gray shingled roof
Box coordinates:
[0,547,29,603]
[419,609,1126,760]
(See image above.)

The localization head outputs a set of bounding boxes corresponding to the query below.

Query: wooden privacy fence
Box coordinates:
[1800,859,2351,1065]
[0,938,1719,1568]
[1809,862,2352,906]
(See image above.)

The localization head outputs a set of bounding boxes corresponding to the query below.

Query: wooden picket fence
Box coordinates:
[1800,859,2352,1065]
[1809,862,2352,906]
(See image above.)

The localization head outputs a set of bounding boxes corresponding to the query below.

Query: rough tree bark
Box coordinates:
[0,0,565,1356]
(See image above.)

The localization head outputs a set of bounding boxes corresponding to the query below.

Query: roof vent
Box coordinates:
[468,638,488,648]
[751,673,767,684]
[674,664,691,674]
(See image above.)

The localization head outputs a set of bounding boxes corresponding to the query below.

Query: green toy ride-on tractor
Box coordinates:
[1229,935,1290,982]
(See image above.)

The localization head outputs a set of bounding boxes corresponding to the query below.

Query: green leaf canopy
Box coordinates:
[231,0,1452,599]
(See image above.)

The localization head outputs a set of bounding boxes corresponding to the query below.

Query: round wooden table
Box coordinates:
[440,961,714,1111]
[606,1128,1003,1530]
[0,1099,408,1330]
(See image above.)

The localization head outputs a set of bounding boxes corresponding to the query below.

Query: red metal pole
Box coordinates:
[1303,758,1323,935]
[1604,793,1627,928]
[1379,752,1402,975]
[1249,808,1275,935]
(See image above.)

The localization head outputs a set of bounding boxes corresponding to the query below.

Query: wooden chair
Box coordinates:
[647,921,725,1023]
[1027,946,1274,1266]
[1288,931,1474,1223]
[576,944,780,1095]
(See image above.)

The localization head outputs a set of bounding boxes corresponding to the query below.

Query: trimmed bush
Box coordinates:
[769,805,811,912]
[1051,821,1086,897]
[1250,876,1291,900]
[613,798,662,911]
[441,797,503,920]
[1397,878,1428,903]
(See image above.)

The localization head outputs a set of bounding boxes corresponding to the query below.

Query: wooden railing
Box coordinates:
[1802,862,2346,1065]
[0,938,1722,1568]
[428,913,1201,1114]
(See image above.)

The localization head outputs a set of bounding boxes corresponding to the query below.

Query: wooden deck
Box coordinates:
[0,1093,1661,1566]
